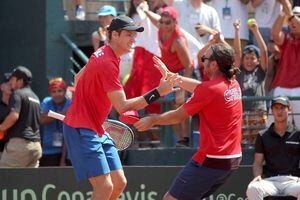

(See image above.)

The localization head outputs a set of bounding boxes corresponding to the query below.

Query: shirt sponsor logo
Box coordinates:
[224,87,241,102]
[286,141,299,145]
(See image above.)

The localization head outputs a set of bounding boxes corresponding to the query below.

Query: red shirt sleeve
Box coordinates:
[183,83,214,116]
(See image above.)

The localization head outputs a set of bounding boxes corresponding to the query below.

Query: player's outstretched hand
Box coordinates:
[157,73,181,96]
[153,56,171,79]
[134,116,156,131]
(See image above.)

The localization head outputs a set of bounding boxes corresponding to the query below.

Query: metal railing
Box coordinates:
[61,33,89,64]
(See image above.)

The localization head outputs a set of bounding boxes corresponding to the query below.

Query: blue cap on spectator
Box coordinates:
[97,5,117,17]
[243,45,260,58]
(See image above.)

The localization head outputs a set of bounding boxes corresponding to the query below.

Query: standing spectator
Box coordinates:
[0,74,12,158]
[166,0,221,46]
[209,0,249,49]
[39,77,71,167]
[135,44,242,200]
[91,5,117,51]
[0,66,42,167]
[271,0,300,128]
[264,40,281,96]
[251,0,282,46]
[143,6,194,146]
[234,19,268,146]
[247,96,300,200]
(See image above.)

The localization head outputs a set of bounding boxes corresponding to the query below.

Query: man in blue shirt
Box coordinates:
[40,77,71,166]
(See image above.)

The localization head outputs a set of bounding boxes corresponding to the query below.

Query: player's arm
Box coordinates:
[108,90,148,114]
[153,56,201,93]
[108,73,180,114]
[251,153,264,181]
[134,106,189,131]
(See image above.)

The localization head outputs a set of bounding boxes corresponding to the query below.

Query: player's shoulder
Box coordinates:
[89,48,115,67]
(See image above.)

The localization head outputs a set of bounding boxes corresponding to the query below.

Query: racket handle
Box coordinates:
[48,110,65,121]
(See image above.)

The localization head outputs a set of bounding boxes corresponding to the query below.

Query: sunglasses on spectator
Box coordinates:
[159,19,172,25]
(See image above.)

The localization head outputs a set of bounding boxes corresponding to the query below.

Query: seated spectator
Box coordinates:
[234,19,268,147]
[0,74,12,158]
[271,0,300,129]
[0,66,42,168]
[246,96,300,200]
[39,77,71,166]
[91,5,117,51]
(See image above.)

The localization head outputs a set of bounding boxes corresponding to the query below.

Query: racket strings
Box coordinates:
[103,121,133,150]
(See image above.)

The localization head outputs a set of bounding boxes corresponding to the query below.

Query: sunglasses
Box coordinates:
[159,19,172,25]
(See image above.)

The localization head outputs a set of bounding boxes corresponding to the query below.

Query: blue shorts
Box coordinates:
[63,124,122,181]
[169,159,233,200]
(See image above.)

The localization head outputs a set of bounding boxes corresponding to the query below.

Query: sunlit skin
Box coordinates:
[159,16,176,34]
[9,76,24,90]
[272,104,290,124]
[0,82,12,95]
[268,42,280,60]
[98,15,114,28]
[242,52,259,72]
[0,82,12,105]
[113,30,137,55]
[50,88,66,105]
[288,19,300,36]
[133,0,143,8]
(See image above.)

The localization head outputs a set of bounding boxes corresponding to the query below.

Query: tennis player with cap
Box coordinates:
[135,43,243,200]
[63,15,179,200]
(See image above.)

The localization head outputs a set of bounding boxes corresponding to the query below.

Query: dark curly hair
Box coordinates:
[210,44,240,81]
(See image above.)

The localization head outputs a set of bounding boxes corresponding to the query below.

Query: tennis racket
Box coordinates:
[47,110,134,151]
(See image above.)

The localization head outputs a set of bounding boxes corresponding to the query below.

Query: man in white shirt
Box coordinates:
[209,0,249,48]
[251,0,282,45]
[166,0,221,46]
